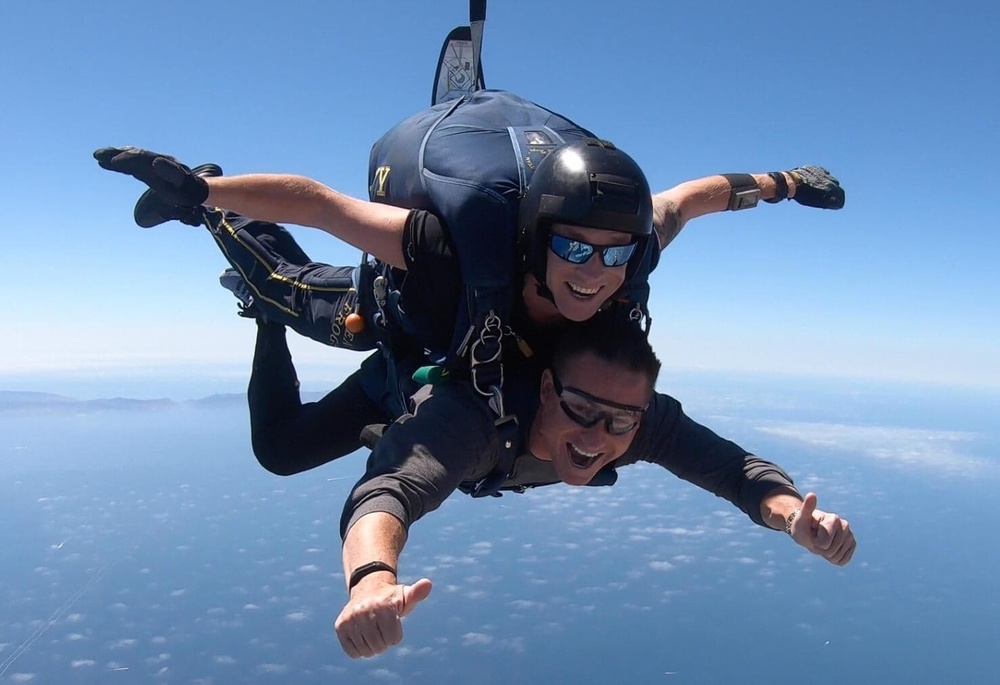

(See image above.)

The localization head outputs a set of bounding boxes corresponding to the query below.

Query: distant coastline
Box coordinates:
[0,390,352,414]
[0,390,331,414]
[0,390,242,414]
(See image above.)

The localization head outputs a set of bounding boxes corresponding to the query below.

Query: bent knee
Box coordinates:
[251,436,305,477]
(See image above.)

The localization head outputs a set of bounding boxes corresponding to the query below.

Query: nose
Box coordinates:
[577,252,606,279]
[574,420,608,449]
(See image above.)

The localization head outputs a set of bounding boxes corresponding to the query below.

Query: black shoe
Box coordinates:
[132,163,223,228]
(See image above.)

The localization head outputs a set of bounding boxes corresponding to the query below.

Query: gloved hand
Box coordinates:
[787,165,845,210]
[93,147,210,207]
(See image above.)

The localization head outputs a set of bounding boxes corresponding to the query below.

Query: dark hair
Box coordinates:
[551,308,661,390]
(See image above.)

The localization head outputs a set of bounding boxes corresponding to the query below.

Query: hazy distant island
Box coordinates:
[0,390,246,414]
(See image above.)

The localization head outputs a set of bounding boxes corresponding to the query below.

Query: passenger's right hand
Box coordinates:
[335,577,433,658]
[93,147,210,207]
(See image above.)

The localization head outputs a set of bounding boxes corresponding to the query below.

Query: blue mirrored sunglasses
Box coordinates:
[549,234,637,268]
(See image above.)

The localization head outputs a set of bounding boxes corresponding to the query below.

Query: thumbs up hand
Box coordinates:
[335,576,433,658]
[788,492,857,566]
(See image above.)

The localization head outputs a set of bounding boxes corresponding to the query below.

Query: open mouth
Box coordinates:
[567,443,600,470]
[566,282,601,299]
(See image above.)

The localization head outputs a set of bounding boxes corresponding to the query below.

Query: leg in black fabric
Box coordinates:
[246,320,387,476]
[204,209,380,350]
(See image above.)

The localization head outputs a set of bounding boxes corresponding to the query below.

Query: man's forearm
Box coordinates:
[342,511,407,594]
[651,172,797,250]
[205,174,409,269]
[335,510,434,658]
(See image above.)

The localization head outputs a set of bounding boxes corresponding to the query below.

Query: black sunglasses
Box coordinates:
[551,371,645,436]
[549,234,637,268]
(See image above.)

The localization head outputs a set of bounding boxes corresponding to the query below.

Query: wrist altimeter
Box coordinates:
[723,173,760,211]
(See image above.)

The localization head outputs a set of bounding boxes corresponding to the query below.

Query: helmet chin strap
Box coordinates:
[534,278,555,304]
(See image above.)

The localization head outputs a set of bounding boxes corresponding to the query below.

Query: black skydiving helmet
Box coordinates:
[517,138,654,292]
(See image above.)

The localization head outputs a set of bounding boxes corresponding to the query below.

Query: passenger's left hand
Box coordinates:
[789,492,856,566]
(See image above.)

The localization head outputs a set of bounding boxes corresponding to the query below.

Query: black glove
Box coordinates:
[93,147,210,207]
[787,165,845,210]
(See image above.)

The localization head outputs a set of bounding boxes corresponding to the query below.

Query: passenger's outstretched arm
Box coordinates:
[335,512,433,659]
[332,382,496,657]
[651,166,845,250]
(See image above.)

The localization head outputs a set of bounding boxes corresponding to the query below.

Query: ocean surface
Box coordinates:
[2,374,998,684]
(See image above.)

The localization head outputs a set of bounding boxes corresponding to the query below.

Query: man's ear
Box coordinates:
[539,368,555,403]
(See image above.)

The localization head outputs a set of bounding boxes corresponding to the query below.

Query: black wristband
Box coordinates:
[722,173,760,211]
[348,561,397,590]
[764,171,789,204]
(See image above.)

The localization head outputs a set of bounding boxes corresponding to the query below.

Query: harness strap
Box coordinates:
[461,412,519,498]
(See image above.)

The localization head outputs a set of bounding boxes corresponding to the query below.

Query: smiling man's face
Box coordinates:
[529,350,651,486]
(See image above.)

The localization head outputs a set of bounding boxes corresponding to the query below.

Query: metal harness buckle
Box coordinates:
[469,312,504,399]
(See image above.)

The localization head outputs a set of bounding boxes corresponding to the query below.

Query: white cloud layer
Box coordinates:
[756,421,995,477]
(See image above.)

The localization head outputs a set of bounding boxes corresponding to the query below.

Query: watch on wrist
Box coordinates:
[348,561,397,590]
[764,171,789,203]
[784,508,801,535]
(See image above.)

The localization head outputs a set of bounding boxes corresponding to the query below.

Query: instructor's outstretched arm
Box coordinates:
[651,166,846,250]
[94,147,410,269]
[204,174,409,269]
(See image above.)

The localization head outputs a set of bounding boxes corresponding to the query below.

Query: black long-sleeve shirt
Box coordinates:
[341,379,796,538]
[340,209,797,538]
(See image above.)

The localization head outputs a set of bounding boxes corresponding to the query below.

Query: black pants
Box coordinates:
[204,207,382,351]
[202,208,417,475]
[247,322,392,475]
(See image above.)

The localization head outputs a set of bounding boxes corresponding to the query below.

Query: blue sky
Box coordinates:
[1,0,997,394]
